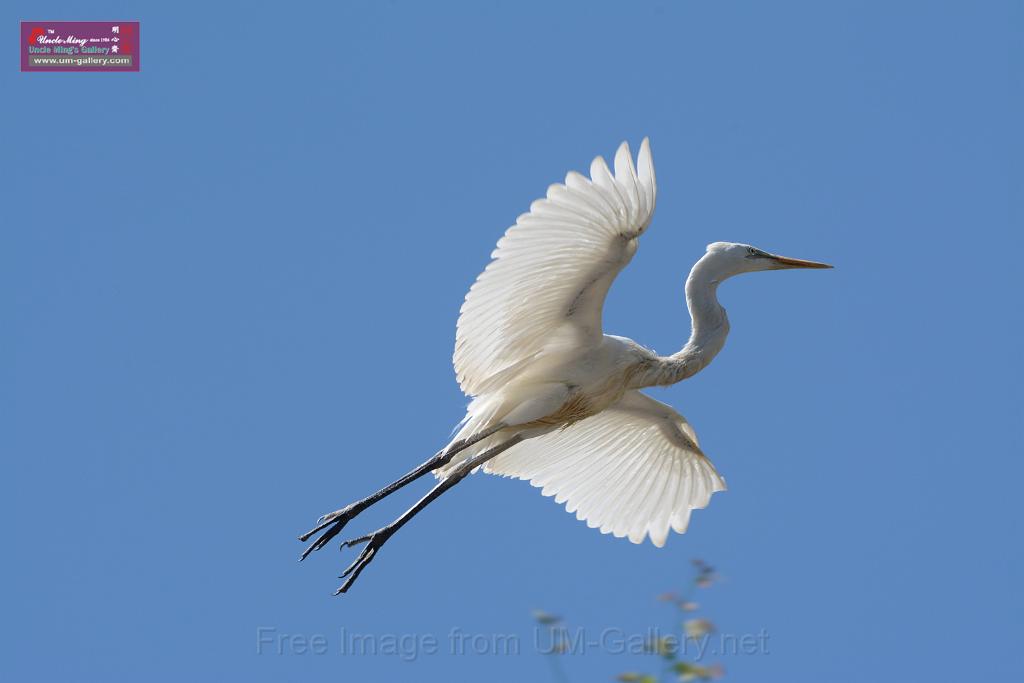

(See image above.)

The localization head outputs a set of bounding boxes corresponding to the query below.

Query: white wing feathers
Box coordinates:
[484,391,726,547]
[454,139,657,396]
[451,140,721,546]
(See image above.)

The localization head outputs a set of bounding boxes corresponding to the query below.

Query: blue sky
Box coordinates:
[4,1,1022,681]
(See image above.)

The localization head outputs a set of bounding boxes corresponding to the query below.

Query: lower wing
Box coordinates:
[484,390,726,546]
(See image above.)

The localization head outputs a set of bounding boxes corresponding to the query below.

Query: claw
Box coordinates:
[341,533,371,549]
[333,529,391,594]
[339,546,371,579]
[336,547,377,593]
[299,528,338,561]
[297,425,512,592]
[298,506,353,543]
[298,505,362,561]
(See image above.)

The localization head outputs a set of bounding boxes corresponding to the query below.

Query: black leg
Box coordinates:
[298,423,505,560]
[333,433,524,594]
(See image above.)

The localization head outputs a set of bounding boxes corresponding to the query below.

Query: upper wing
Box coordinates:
[483,391,726,546]
[454,139,657,396]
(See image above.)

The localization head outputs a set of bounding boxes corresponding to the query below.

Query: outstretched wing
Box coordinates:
[484,391,726,546]
[454,139,657,396]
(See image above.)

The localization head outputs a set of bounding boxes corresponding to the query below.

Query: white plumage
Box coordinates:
[485,390,723,547]
[300,138,831,593]
[454,140,656,397]
[444,139,721,547]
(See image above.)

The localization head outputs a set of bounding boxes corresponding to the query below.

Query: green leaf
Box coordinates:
[671,661,724,681]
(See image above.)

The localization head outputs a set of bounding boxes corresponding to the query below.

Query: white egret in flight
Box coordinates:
[300,139,831,594]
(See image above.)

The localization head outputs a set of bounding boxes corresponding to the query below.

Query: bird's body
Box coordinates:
[453,333,648,435]
[299,139,831,592]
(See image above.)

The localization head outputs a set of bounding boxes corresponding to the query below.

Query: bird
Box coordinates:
[299,138,831,594]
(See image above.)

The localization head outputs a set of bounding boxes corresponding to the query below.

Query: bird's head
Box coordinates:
[702,242,832,279]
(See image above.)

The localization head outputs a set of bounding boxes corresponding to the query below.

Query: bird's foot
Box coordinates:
[334,527,395,594]
[298,503,364,561]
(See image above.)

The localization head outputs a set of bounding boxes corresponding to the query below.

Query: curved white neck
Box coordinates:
[637,254,731,387]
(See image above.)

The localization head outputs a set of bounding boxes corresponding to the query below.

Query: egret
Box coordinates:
[299,139,831,594]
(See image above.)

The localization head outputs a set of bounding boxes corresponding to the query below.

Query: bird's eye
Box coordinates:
[746,247,758,257]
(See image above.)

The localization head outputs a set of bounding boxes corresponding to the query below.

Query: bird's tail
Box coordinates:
[434,394,506,479]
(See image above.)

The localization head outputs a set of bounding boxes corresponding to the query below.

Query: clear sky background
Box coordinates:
[4,2,1022,681]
